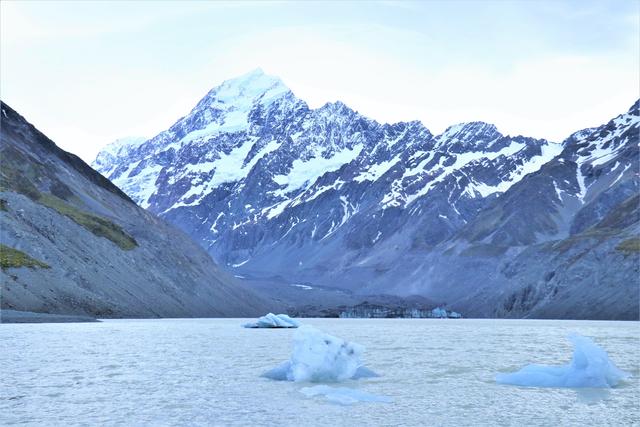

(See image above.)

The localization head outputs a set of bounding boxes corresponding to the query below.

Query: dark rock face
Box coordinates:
[93,69,639,319]
[0,102,272,318]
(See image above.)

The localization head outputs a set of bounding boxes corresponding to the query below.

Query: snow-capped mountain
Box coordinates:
[93,69,639,319]
[460,100,639,247]
[93,136,147,177]
[391,101,638,319]
[94,69,559,260]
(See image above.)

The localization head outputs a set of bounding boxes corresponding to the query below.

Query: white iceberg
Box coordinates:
[300,385,391,405]
[262,325,379,382]
[242,313,300,328]
[496,334,630,388]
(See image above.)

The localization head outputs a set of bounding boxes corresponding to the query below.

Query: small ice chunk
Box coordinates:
[496,334,630,388]
[431,307,448,318]
[352,366,380,379]
[300,385,392,405]
[262,325,378,382]
[242,313,300,328]
[262,361,291,381]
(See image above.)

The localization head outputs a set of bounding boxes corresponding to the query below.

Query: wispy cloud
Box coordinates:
[1,0,637,162]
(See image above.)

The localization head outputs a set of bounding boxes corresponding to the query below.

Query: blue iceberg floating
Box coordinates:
[242,313,300,328]
[496,334,630,388]
[262,325,379,382]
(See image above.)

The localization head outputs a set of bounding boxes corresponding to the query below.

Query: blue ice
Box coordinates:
[262,325,379,382]
[496,334,630,388]
[299,385,392,405]
[242,313,300,328]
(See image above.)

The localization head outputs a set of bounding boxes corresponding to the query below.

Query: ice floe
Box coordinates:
[242,313,300,328]
[262,325,378,382]
[496,334,630,388]
[300,385,391,405]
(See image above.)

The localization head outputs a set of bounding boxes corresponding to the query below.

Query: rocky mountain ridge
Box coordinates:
[93,69,639,319]
[1,101,273,318]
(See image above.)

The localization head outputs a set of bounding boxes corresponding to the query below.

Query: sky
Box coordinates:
[1,0,638,163]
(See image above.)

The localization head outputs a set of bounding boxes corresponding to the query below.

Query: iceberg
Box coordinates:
[262,325,379,382]
[431,307,448,318]
[242,313,300,328]
[300,385,392,405]
[496,334,630,388]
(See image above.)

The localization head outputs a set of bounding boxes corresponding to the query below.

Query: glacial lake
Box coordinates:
[1,318,638,426]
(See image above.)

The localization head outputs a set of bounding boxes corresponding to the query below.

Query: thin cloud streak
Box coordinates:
[1,1,637,162]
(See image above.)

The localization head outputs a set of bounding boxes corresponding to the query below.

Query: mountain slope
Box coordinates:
[93,69,639,319]
[94,70,561,278]
[351,100,639,319]
[0,102,272,318]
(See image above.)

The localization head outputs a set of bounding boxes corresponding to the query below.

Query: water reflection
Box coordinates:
[576,388,611,404]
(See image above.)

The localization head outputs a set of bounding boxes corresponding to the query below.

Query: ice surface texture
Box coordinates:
[300,385,391,405]
[263,325,378,382]
[242,313,300,328]
[496,334,630,388]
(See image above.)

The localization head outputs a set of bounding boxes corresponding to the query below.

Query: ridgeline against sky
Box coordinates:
[1,0,638,162]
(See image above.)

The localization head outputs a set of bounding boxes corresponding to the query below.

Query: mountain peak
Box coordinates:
[208,68,290,107]
[168,69,293,141]
[438,121,501,143]
[92,136,148,172]
[629,98,639,115]
[318,100,354,115]
[106,136,147,151]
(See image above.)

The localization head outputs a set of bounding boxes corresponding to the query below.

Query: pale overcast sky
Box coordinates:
[1,0,638,162]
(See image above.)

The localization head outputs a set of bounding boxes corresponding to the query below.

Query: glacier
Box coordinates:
[242,313,300,328]
[262,325,378,382]
[299,385,391,405]
[496,334,630,388]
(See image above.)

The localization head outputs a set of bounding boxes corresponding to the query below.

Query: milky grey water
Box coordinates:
[1,319,638,426]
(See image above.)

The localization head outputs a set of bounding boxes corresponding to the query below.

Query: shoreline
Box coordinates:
[1,310,99,324]
[2,310,638,324]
